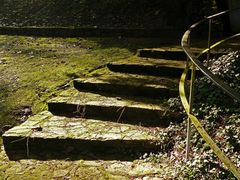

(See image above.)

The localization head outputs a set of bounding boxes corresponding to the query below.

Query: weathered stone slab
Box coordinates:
[107,59,186,77]
[47,91,181,126]
[3,111,164,160]
[137,48,226,60]
[137,48,189,60]
[73,74,178,98]
[107,57,202,77]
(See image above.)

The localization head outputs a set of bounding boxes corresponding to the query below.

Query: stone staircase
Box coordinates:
[3,48,195,160]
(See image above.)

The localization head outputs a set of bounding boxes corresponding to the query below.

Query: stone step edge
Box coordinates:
[137,48,226,60]
[107,61,201,77]
[73,78,178,98]
[107,62,186,77]
[3,111,165,160]
[47,95,181,127]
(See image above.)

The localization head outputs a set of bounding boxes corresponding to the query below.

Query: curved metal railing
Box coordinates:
[182,9,240,101]
[180,8,240,178]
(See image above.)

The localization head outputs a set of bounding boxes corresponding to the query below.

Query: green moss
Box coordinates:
[0,35,182,129]
[0,35,135,128]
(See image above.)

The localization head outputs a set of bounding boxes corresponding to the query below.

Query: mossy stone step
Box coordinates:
[47,90,181,127]
[107,58,187,77]
[3,111,164,160]
[73,74,178,98]
[137,48,226,60]
[137,48,190,60]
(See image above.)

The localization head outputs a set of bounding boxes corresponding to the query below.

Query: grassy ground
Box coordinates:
[0,36,157,130]
[0,36,130,130]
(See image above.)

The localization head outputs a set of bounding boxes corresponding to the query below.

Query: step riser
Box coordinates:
[138,50,187,60]
[3,136,161,160]
[107,64,202,78]
[107,64,183,77]
[137,49,226,60]
[48,102,176,127]
[73,81,178,98]
[3,111,169,161]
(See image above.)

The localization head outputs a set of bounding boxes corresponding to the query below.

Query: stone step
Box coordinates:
[137,48,226,60]
[47,90,181,127]
[107,58,188,77]
[73,73,178,98]
[137,48,190,60]
[3,111,165,160]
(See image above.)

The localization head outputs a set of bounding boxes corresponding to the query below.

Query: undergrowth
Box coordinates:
[143,51,240,179]
[0,0,212,29]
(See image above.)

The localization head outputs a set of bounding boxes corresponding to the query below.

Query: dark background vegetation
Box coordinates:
[0,0,216,30]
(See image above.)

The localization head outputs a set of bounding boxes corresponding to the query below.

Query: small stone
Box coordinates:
[31,126,43,132]
[53,169,69,178]
[116,97,122,100]
[1,125,13,133]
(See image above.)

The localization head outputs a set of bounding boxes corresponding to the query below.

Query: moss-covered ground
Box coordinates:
[0,36,129,129]
[0,35,179,179]
[0,36,181,129]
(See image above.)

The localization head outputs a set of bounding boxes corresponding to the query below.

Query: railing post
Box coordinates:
[186,63,196,160]
[207,18,212,66]
[182,9,240,178]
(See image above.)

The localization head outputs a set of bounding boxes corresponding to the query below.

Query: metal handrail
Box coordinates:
[182,9,240,102]
[180,8,240,179]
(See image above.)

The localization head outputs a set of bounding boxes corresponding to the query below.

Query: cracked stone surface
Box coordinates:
[0,146,174,179]
[46,89,181,127]
[109,56,187,69]
[74,71,179,89]
[4,111,162,141]
[49,90,165,110]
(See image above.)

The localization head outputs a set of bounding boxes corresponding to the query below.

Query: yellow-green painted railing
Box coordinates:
[180,9,240,179]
